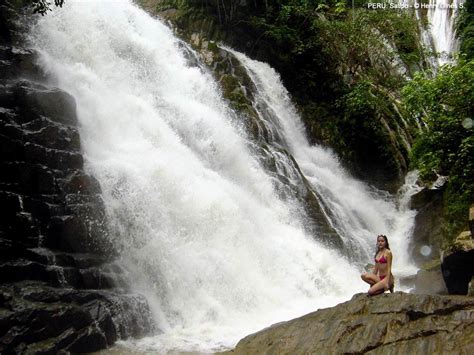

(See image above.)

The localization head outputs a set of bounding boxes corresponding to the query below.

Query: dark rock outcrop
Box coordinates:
[441,231,474,295]
[226,292,474,354]
[1,2,155,353]
[409,187,444,264]
[0,281,153,354]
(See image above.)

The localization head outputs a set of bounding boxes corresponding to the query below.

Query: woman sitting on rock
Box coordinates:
[361,234,394,295]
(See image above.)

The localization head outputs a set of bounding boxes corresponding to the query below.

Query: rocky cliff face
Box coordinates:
[226,292,474,354]
[0,3,154,353]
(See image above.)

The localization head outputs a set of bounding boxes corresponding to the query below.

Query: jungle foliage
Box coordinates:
[12,0,64,15]
[401,0,474,238]
[458,0,474,59]
[402,60,474,238]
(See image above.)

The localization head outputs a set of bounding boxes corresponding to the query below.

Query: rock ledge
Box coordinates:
[226,292,474,354]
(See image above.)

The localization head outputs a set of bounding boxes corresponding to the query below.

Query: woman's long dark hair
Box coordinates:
[374,234,390,259]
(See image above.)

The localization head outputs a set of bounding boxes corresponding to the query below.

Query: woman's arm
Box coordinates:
[385,250,393,285]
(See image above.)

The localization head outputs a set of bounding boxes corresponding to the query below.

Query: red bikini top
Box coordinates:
[375,255,387,264]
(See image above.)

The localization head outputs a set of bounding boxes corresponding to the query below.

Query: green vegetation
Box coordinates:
[458,0,474,59]
[402,60,474,240]
[18,0,64,15]
[398,0,474,243]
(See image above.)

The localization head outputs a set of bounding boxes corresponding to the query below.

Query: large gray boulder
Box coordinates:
[226,292,474,354]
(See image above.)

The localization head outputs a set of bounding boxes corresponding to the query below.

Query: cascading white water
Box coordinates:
[397,0,462,67]
[30,0,419,352]
[229,49,421,273]
[426,0,462,64]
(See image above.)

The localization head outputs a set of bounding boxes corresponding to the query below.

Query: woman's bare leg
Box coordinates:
[361,273,379,286]
[368,279,388,296]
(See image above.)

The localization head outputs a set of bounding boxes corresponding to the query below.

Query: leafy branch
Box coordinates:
[29,0,65,15]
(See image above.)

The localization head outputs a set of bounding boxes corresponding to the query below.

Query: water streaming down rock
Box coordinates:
[227,49,420,274]
[427,0,462,64]
[30,0,420,352]
[396,0,462,67]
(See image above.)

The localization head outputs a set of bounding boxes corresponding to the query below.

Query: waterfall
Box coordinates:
[412,0,463,65]
[30,0,418,352]
[228,49,420,274]
[427,0,462,64]
[397,0,462,66]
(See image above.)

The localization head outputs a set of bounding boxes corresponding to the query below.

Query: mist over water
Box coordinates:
[30,0,418,352]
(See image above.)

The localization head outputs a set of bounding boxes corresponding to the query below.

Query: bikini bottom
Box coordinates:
[379,275,387,281]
